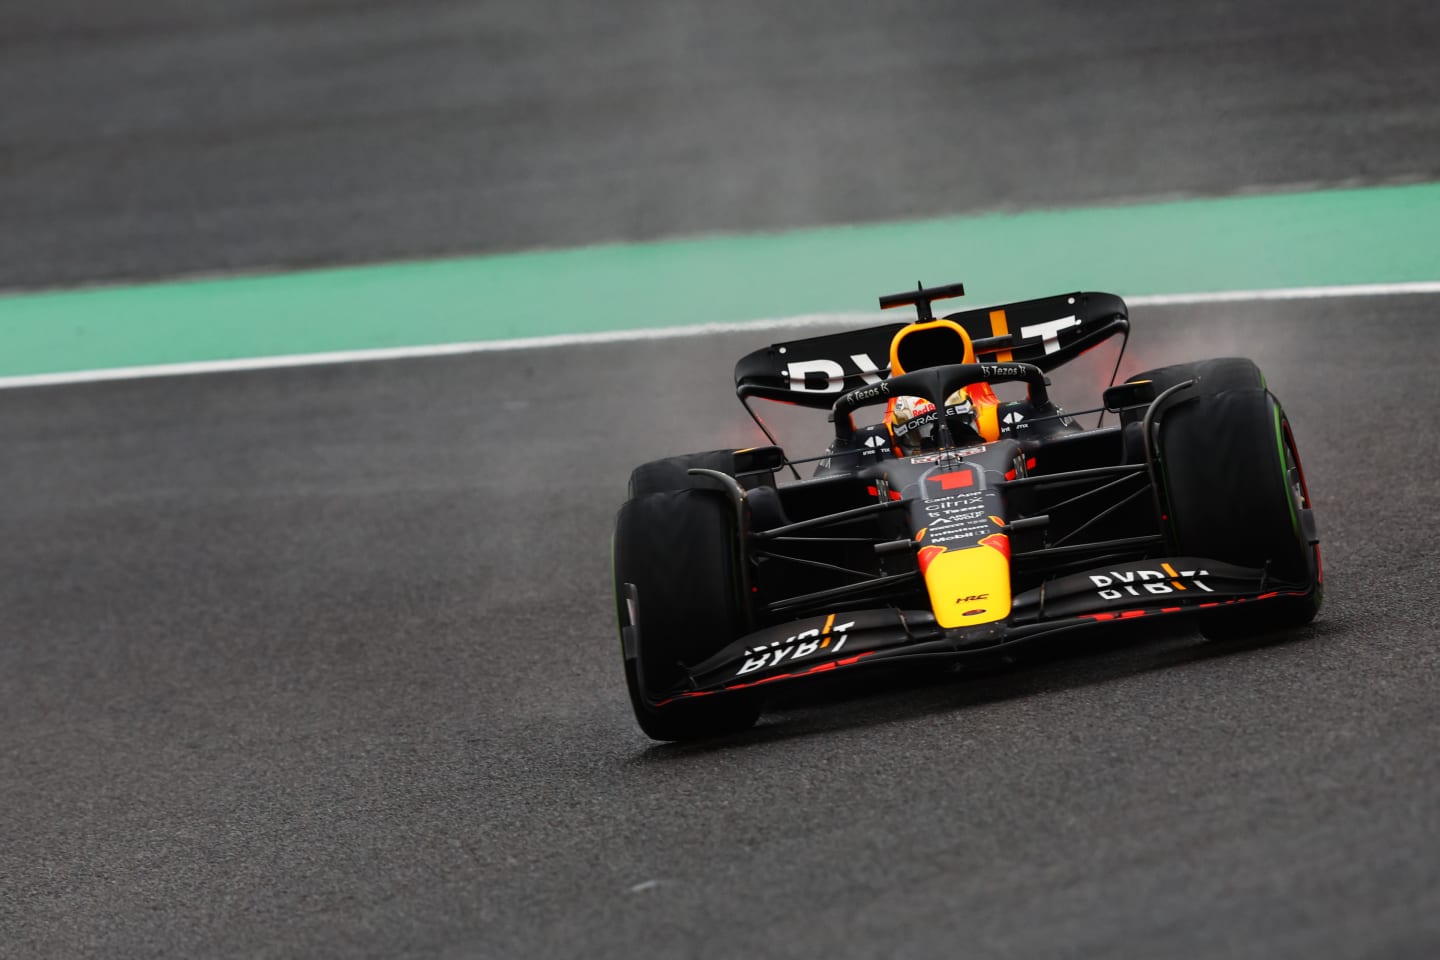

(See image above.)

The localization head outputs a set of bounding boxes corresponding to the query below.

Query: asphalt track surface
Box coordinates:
[6,0,1440,957]
[4,295,1440,957]
[4,0,1440,288]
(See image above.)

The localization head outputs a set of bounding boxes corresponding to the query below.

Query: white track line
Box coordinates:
[1128,280,1440,305]
[1,281,1437,390]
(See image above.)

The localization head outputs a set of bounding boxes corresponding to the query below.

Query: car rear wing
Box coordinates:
[733,290,1129,409]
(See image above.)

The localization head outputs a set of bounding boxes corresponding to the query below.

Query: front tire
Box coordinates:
[613,489,762,741]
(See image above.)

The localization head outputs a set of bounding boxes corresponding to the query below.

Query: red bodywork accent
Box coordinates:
[917,545,947,573]
[928,469,975,491]
[656,651,880,705]
[1005,458,1036,483]
[979,533,1010,559]
[1080,591,1312,622]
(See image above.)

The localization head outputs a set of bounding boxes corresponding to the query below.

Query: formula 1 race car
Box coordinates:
[613,282,1322,741]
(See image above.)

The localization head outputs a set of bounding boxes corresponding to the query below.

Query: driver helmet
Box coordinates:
[887,389,978,453]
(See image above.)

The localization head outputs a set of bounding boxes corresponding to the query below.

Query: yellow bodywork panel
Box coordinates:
[921,542,1012,627]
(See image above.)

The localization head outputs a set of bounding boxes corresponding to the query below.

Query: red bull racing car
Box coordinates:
[613,282,1322,741]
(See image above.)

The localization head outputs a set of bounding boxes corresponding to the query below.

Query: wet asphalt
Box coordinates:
[4,0,1440,956]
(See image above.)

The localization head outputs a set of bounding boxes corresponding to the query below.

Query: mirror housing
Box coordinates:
[1102,379,1157,412]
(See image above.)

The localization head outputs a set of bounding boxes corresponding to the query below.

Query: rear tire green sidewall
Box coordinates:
[1157,378,1321,638]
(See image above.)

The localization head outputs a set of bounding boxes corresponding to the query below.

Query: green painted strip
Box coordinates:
[3,182,1440,377]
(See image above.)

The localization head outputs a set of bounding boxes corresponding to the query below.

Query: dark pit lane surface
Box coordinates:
[2,294,1439,958]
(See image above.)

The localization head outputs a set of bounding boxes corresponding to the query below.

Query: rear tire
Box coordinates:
[628,450,747,498]
[1153,362,1322,639]
[613,489,762,741]
[1123,357,1265,421]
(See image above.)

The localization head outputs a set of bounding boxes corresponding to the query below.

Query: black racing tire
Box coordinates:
[627,450,744,499]
[613,489,762,741]
[1154,363,1322,639]
[1121,357,1265,423]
